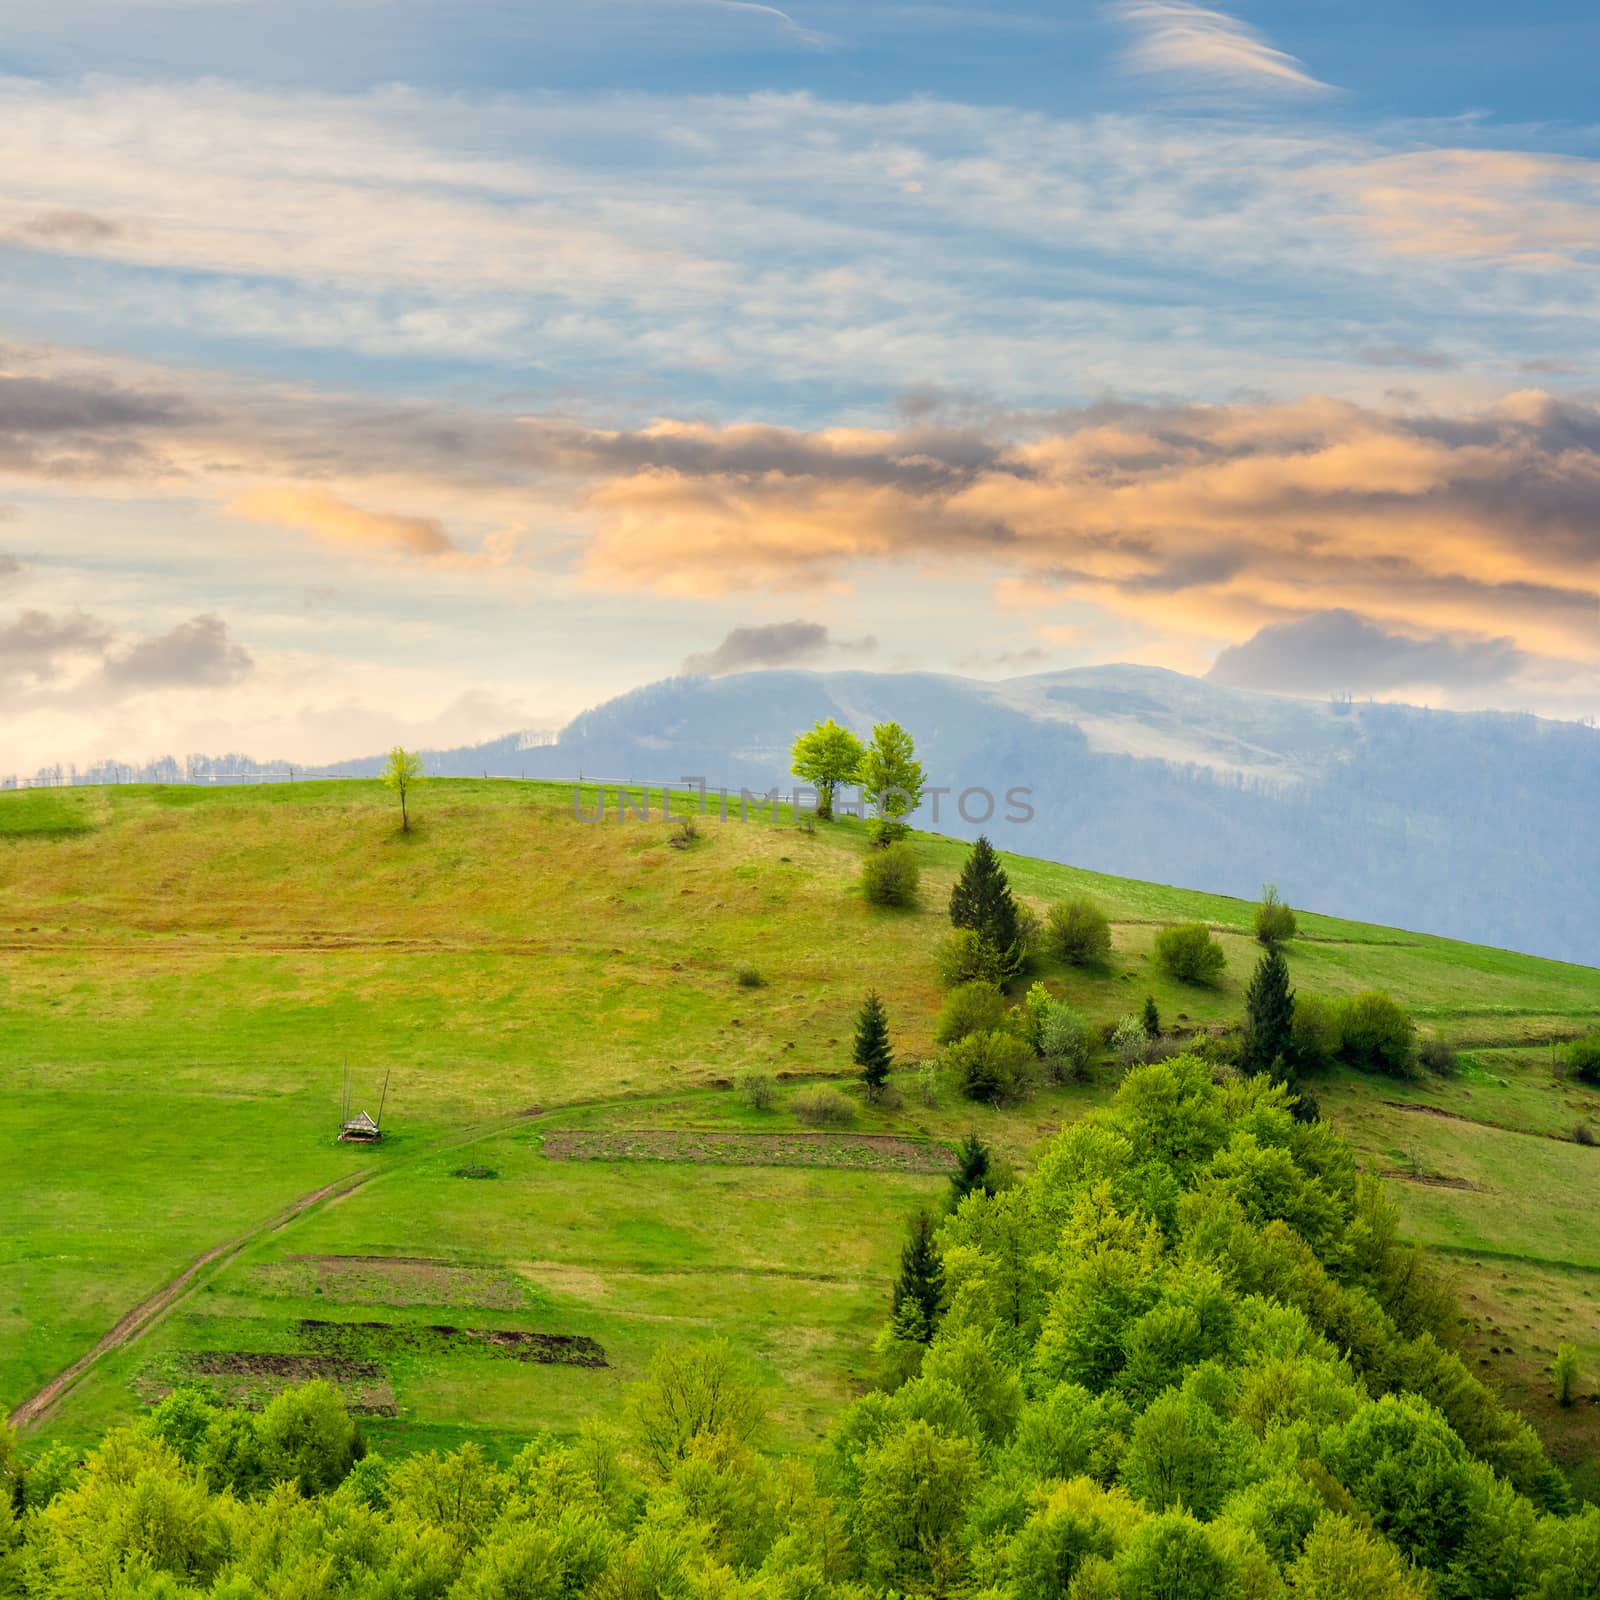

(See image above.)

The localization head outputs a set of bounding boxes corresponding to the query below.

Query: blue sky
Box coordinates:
[1,0,1597,771]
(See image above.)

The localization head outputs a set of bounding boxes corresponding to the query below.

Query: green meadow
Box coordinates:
[3,778,1598,1482]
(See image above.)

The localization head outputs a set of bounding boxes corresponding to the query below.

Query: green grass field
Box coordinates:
[3,778,1598,1480]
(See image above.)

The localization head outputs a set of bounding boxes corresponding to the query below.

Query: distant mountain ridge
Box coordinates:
[329,665,1600,967]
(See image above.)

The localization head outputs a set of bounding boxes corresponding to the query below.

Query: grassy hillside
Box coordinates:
[2,779,1598,1482]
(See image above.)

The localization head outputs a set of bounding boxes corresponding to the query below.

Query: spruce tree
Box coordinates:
[951,1131,993,1203]
[1243,947,1295,1076]
[948,836,1021,971]
[854,990,893,1098]
[1142,995,1161,1037]
[890,1209,945,1344]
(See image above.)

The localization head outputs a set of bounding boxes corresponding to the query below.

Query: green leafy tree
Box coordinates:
[951,1132,993,1203]
[1242,947,1295,1075]
[1255,882,1298,946]
[381,746,424,832]
[854,991,894,1098]
[891,1210,946,1344]
[859,721,925,844]
[1291,993,1342,1072]
[1040,1002,1093,1083]
[1555,1345,1581,1407]
[257,1378,364,1495]
[789,718,865,822]
[1046,897,1112,966]
[1152,923,1225,986]
[855,1418,977,1591]
[1288,1513,1428,1600]
[626,1338,765,1476]
[861,841,920,906]
[1118,1512,1235,1600]
[949,836,1021,972]
[935,928,1008,990]
[935,980,1007,1047]
[945,1029,1038,1105]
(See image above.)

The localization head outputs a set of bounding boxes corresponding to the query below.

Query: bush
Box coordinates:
[1555,1345,1581,1408]
[1574,1122,1596,1147]
[916,1060,941,1106]
[737,1069,777,1111]
[1111,1013,1153,1067]
[1153,923,1226,985]
[1014,902,1043,965]
[1566,1035,1600,1086]
[1255,883,1298,946]
[944,1029,1039,1105]
[935,981,1008,1047]
[1290,994,1342,1073]
[1039,1002,1093,1083]
[1418,1038,1458,1077]
[1046,897,1112,966]
[792,1085,857,1127]
[1338,992,1417,1078]
[861,842,921,908]
[935,928,1008,990]
[736,965,765,989]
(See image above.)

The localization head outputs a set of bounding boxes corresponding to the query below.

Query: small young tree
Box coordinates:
[1142,995,1161,1038]
[626,1339,766,1475]
[1039,1002,1093,1083]
[1045,897,1112,966]
[1153,923,1226,985]
[1555,1344,1581,1408]
[790,718,865,823]
[890,1210,945,1344]
[381,746,424,832]
[859,721,925,845]
[1242,948,1295,1076]
[949,836,1021,972]
[854,990,894,1099]
[951,1132,993,1203]
[1255,883,1298,946]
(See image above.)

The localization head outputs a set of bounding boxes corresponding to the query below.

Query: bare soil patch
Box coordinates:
[249,1255,531,1311]
[542,1128,956,1175]
[298,1318,608,1368]
[143,1352,398,1414]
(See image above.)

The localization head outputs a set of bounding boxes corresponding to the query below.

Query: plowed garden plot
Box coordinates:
[298,1320,608,1368]
[248,1255,532,1311]
[541,1129,957,1175]
[142,1352,398,1414]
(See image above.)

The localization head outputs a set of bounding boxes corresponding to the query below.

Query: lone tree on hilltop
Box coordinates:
[949,836,1021,973]
[381,747,424,833]
[890,1209,945,1345]
[1243,947,1295,1076]
[854,991,894,1099]
[859,720,925,845]
[790,719,865,823]
[1256,883,1299,946]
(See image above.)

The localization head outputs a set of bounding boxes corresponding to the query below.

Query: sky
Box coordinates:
[2,0,1599,772]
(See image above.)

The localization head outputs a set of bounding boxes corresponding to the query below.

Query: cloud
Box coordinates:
[0,609,115,690]
[1355,344,1459,372]
[1206,610,1530,698]
[1113,1,1330,94]
[681,618,875,675]
[958,645,1052,672]
[228,487,460,559]
[1520,357,1583,376]
[100,613,254,691]
[687,0,827,47]
[12,209,121,247]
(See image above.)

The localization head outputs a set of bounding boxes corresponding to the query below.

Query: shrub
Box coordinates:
[669,815,700,849]
[916,1060,941,1107]
[792,1085,857,1127]
[1255,883,1298,946]
[1046,898,1112,966]
[935,928,1008,990]
[736,965,765,989]
[1111,1013,1153,1067]
[1014,902,1043,966]
[1418,1038,1458,1077]
[945,1029,1039,1105]
[1290,994,1342,1073]
[1566,1035,1600,1086]
[935,981,1007,1047]
[1039,1002,1093,1083]
[737,1069,777,1111]
[1574,1122,1596,1147]
[1153,923,1226,986]
[1338,992,1417,1078]
[861,842,921,908]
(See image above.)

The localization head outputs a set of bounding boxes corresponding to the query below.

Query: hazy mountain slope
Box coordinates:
[338,666,1600,964]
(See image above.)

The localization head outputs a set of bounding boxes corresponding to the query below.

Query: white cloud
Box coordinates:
[1113,1,1331,95]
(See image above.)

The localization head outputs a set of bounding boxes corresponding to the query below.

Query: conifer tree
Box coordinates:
[890,1209,945,1344]
[854,990,893,1098]
[951,1131,993,1203]
[1142,995,1161,1037]
[948,836,1021,972]
[1243,947,1295,1076]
